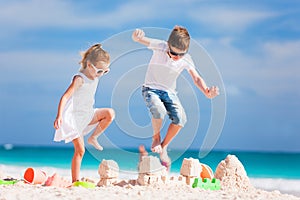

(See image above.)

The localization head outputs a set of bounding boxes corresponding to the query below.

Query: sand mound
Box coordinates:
[215,154,254,192]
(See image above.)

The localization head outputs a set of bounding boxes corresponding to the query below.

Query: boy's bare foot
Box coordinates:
[160,147,171,172]
[88,137,103,151]
[151,137,162,153]
[151,145,162,153]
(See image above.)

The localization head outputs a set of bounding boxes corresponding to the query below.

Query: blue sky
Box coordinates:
[0,0,299,152]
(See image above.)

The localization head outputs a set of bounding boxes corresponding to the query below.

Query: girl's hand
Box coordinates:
[54,116,62,129]
[132,29,145,42]
[206,86,219,99]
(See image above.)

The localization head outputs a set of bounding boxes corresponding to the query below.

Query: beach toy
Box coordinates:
[0,178,18,185]
[73,181,95,189]
[192,178,221,190]
[23,168,47,184]
[200,163,214,180]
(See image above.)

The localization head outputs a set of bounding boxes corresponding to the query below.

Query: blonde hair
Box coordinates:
[79,44,110,69]
[167,26,190,51]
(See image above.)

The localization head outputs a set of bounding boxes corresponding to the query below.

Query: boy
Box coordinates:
[132,26,219,170]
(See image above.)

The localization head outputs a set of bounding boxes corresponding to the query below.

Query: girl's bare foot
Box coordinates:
[87,137,103,151]
[151,136,162,153]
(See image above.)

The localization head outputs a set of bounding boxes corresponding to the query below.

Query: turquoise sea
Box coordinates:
[1,146,300,179]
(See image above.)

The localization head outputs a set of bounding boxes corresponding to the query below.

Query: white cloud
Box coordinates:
[262,41,300,62]
[0,50,78,83]
[188,5,278,33]
[196,37,300,98]
[0,1,295,38]
[0,0,163,36]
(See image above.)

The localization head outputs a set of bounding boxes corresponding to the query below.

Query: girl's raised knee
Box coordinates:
[106,108,115,121]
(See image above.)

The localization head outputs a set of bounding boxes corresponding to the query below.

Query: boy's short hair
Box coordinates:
[167,26,190,51]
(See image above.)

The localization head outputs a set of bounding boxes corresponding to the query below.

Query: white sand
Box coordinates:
[1,176,299,200]
[1,154,300,200]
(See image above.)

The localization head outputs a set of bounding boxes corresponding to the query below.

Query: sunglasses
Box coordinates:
[169,47,187,57]
[91,64,110,75]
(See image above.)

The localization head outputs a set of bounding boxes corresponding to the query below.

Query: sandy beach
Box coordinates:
[1,154,300,200]
[1,178,299,200]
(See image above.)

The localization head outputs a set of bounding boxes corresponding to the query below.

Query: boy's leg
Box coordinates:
[72,137,85,182]
[159,93,186,170]
[87,108,115,150]
[142,87,166,153]
[161,123,182,149]
[159,123,182,171]
[151,118,163,153]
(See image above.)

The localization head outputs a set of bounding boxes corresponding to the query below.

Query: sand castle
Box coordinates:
[214,154,254,191]
[97,159,119,186]
[137,156,167,185]
[136,154,254,191]
[129,154,257,193]
[180,157,202,185]
[178,155,254,192]
[97,156,168,186]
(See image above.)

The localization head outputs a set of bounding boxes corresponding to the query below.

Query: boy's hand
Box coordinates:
[206,86,219,99]
[132,29,145,42]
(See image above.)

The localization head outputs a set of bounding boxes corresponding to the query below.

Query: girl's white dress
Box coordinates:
[54,72,99,143]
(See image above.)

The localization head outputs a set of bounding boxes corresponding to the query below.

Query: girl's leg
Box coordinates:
[71,137,85,182]
[87,108,115,150]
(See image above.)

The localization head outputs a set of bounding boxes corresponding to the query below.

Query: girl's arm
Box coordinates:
[188,68,219,99]
[54,75,84,129]
[132,29,152,47]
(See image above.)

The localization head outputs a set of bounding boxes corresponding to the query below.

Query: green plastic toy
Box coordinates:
[73,181,95,189]
[192,178,221,190]
[0,179,18,185]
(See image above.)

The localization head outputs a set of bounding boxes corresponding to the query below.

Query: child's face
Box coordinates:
[89,62,110,78]
[168,46,187,61]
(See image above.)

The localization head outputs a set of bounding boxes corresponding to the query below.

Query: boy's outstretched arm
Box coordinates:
[188,68,219,99]
[132,29,151,46]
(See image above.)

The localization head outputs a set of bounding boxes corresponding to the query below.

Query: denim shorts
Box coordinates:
[142,86,187,127]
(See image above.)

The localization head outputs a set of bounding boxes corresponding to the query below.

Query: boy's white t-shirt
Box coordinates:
[144,39,195,93]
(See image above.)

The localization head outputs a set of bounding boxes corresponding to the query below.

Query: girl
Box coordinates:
[53,44,115,182]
